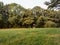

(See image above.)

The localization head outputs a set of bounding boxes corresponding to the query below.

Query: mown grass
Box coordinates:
[0,28,60,45]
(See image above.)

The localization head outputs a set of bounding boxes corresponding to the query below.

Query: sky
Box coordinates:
[0,0,50,9]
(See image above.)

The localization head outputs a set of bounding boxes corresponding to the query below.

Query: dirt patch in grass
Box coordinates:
[46,34,60,37]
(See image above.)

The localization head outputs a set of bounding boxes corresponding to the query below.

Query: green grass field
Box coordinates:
[0,28,60,45]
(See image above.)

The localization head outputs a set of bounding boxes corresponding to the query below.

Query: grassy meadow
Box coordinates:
[0,28,60,45]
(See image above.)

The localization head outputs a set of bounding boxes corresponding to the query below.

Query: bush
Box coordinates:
[44,21,57,28]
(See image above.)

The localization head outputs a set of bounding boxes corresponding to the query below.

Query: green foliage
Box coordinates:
[0,14,3,21]
[44,21,57,28]
[0,2,4,9]
[0,2,60,28]
[36,16,45,27]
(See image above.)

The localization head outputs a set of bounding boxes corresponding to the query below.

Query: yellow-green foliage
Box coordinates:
[44,21,56,28]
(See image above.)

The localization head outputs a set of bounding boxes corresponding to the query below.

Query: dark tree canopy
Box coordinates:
[45,0,60,10]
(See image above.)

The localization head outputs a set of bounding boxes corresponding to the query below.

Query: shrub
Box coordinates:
[44,21,57,28]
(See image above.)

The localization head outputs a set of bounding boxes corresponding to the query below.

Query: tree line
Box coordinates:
[0,0,60,28]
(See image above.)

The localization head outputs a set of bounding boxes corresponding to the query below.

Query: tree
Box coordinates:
[32,6,43,17]
[8,15,17,28]
[22,17,34,28]
[45,0,60,10]
[36,16,45,28]
[0,14,4,28]
[0,2,60,28]
[6,3,25,15]
[0,2,4,9]
[21,9,35,28]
